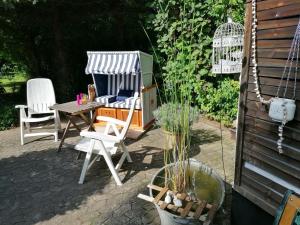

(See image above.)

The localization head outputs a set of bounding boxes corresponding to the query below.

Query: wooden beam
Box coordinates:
[257,26,297,40]
[193,201,207,219]
[257,4,300,21]
[154,187,168,203]
[180,202,193,217]
[257,0,298,11]
[235,1,252,186]
[258,17,299,30]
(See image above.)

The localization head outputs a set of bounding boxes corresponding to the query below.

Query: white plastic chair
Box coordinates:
[74,92,138,185]
[15,78,61,145]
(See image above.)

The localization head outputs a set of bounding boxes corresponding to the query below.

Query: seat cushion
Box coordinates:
[95,95,116,104]
[116,89,134,102]
[105,97,141,109]
[118,89,134,97]
[116,96,128,102]
[74,137,118,155]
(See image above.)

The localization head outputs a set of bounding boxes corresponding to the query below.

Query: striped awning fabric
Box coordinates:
[85,51,140,75]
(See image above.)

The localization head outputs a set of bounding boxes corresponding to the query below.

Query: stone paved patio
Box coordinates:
[0,117,236,225]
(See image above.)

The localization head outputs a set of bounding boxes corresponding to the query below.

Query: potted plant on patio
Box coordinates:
[153,103,199,149]
[147,99,225,225]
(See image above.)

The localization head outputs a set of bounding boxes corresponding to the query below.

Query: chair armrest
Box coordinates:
[96,116,126,126]
[15,105,28,119]
[15,105,28,109]
[80,131,121,143]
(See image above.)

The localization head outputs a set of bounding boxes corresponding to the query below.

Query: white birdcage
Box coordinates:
[212,18,244,74]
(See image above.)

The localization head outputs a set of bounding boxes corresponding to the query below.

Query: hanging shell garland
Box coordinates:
[251,0,272,105]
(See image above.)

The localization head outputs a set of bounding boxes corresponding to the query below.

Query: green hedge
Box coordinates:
[0,102,18,131]
[148,0,244,126]
[199,79,240,126]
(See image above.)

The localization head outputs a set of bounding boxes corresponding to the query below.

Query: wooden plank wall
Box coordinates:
[234,0,300,215]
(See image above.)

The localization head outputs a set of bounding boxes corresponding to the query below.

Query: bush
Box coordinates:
[199,79,240,126]
[0,102,18,131]
[0,83,5,94]
[148,0,244,126]
[153,103,199,132]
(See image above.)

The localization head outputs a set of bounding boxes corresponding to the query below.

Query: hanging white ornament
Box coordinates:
[268,98,296,123]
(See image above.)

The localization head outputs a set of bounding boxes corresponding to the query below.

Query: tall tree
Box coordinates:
[0,0,151,100]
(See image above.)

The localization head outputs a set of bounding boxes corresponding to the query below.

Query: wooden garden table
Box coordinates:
[50,101,104,152]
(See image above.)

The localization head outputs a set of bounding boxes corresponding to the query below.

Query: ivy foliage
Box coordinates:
[148,0,244,126]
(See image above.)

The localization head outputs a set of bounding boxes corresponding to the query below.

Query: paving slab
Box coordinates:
[0,117,235,225]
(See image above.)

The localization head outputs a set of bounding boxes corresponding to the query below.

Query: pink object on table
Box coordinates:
[76,94,81,105]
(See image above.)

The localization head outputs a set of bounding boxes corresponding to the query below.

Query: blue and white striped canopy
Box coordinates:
[85,51,140,75]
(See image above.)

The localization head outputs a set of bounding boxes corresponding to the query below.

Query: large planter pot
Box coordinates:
[162,129,181,150]
[149,159,225,225]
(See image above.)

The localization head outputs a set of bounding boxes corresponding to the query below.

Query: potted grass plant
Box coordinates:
[148,99,225,225]
[149,93,225,225]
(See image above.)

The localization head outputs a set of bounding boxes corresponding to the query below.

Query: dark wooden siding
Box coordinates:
[234,0,300,215]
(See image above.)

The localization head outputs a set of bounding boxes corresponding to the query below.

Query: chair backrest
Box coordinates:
[93,74,141,97]
[119,92,139,139]
[274,190,300,225]
[27,78,56,114]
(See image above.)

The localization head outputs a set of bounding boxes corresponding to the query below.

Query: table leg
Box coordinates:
[87,110,97,131]
[76,110,96,160]
[69,116,83,159]
[69,116,81,132]
[79,113,90,126]
[57,119,72,152]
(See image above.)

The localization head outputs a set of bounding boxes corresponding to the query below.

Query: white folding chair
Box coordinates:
[15,78,61,145]
[74,92,138,185]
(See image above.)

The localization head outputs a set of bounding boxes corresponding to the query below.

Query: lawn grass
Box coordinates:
[0,73,28,93]
[0,73,28,130]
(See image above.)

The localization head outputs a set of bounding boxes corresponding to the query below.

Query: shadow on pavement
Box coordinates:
[0,143,164,225]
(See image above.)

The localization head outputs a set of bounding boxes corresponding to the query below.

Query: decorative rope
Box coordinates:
[276,23,300,99]
[251,0,272,104]
[275,24,300,153]
[277,103,287,154]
